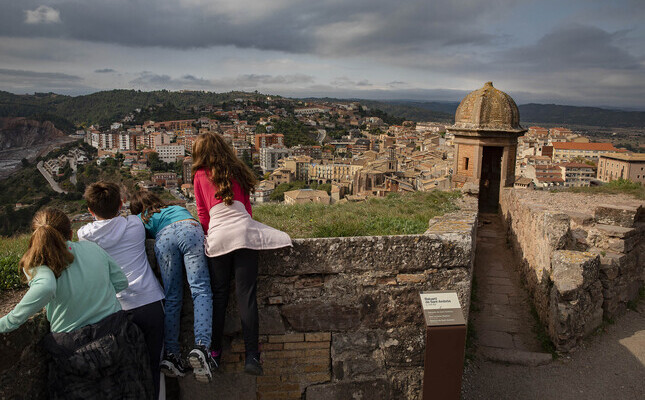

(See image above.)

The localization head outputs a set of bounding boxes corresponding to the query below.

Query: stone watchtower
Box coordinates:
[447,82,526,211]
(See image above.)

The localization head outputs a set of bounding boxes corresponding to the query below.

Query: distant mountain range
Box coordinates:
[1,90,644,132]
[365,100,645,128]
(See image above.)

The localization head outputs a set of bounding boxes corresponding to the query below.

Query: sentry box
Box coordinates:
[420,290,467,400]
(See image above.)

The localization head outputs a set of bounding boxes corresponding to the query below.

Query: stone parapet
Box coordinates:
[500,188,644,351]
[0,207,477,400]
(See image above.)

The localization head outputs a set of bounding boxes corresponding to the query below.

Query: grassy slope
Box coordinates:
[254,191,461,238]
[564,179,645,200]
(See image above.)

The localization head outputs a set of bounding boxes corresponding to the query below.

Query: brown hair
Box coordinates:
[20,208,74,281]
[84,181,122,219]
[128,190,168,224]
[191,133,257,205]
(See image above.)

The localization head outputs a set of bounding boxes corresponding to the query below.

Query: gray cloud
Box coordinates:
[227,74,315,87]
[94,68,116,73]
[330,77,372,87]
[499,24,642,70]
[0,68,81,81]
[0,68,93,94]
[0,0,517,56]
[129,72,213,89]
[128,72,315,90]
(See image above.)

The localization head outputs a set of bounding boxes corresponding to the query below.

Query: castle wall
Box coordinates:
[0,205,478,400]
[499,188,644,351]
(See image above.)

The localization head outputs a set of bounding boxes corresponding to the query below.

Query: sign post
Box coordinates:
[420,290,467,400]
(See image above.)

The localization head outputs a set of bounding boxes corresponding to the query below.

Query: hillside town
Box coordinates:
[50,97,644,206]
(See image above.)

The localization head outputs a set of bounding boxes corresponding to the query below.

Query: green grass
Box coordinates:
[0,234,29,290]
[253,191,461,238]
[566,179,645,199]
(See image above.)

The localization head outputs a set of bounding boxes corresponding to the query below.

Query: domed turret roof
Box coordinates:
[451,82,524,132]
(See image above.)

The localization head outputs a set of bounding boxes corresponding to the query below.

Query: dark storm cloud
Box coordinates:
[499,24,642,70]
[0,0,517,55]
[94,68,116,73]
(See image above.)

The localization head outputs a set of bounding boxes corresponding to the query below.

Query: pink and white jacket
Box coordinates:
[193,168,292,257]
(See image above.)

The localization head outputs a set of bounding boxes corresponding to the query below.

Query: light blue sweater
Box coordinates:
[0,241,127,333]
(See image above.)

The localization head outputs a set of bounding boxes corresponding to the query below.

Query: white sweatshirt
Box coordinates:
[78,215,164,311]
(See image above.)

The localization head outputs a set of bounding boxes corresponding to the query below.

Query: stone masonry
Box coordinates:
[0,200,478,400]
[500,188,644,351]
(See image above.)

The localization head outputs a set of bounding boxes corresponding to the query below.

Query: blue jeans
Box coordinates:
[155,219,212,354]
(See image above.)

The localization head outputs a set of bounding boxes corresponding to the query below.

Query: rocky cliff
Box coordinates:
[0,117,66,150]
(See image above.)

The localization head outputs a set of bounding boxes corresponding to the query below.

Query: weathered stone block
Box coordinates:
[281,302,362,331]
[331,330,385,381]
[305,379,389,400]
[594,204,643,228]
[551,251,600,300]
[259,306,286,335]
[379,327,425,367]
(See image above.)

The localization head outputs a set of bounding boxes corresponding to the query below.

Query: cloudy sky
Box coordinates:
[0,0,644,109]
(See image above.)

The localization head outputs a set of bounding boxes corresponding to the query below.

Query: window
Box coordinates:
[464,157,470,170]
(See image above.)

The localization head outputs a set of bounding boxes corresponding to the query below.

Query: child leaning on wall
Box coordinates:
[0,207,155,399]
[129,190,215,383]
[77,181,165,399]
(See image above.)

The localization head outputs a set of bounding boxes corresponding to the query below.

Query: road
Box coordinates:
[37,160,68,194]
[70,159,77,185]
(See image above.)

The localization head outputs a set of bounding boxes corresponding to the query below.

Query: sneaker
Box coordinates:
[188,345,215,383]
[160,353,188,378]
[244,353,263,376]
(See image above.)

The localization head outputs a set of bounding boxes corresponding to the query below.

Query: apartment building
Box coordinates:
[558,162,596,187]
[597,153,645,184]
[156,144,185,163]
[260,147,292,173]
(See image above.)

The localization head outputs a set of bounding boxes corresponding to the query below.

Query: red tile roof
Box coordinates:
[552,142,618,151]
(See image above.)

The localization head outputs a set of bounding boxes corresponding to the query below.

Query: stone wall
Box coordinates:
[500,188,644,351]
[0,204,477,400]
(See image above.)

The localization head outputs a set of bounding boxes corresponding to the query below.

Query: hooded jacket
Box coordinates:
[78,215,164,311]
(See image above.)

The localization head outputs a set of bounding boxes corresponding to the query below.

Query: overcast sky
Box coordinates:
[0,0,644,109]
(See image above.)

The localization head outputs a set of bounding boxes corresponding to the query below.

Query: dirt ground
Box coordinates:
[462,302,645,400]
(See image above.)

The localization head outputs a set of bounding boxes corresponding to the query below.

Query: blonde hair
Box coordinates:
[19,208,74,281]
[191,133,257,205]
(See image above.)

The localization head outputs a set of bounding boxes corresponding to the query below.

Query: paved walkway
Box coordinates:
[471,213,551,365]
[462,301,645,400]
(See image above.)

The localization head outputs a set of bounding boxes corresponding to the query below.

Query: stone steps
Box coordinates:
[479,346,552,367]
